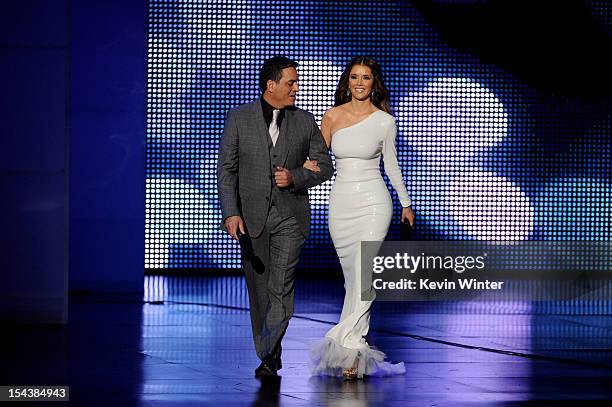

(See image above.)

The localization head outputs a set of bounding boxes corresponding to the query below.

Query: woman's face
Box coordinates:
[348,64,374,101]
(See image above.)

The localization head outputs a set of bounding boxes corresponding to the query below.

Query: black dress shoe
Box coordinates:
[272,346,282,370]
[255,355,277,378]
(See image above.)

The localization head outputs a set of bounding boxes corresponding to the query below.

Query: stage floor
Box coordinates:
[4,274,612,406]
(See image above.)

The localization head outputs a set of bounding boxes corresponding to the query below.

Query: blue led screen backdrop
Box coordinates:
[145,0,611,270]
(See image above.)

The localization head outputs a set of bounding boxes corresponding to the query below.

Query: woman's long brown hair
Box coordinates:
[334,56,391,114]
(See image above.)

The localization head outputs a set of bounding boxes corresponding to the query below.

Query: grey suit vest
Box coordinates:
[268,131,294,222]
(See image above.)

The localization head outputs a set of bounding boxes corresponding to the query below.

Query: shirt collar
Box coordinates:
[260,97,281,115]
[260,97,285,126]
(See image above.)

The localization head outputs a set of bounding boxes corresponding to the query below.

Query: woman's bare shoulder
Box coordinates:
[323,106,338,119]
[322,105,349,123]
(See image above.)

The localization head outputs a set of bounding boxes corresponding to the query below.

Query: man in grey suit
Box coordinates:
[217,56,333,377]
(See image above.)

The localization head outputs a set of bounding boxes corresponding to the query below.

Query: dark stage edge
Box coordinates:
[3,274,612,406]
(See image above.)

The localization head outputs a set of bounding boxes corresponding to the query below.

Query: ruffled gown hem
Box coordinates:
[309,337,405,378]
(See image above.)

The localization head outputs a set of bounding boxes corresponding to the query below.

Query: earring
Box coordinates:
[346,89,351,98]
[371,90,376,100]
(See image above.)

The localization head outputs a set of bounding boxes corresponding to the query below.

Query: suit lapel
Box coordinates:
[250,101,272,165]
[275,109,290,167]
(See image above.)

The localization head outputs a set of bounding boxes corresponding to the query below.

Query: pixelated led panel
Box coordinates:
[146,0,611,270]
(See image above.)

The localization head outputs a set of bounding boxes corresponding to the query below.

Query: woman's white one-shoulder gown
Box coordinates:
[311,110,411,378]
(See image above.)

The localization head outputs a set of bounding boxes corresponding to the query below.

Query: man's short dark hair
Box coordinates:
[259,56,298,93]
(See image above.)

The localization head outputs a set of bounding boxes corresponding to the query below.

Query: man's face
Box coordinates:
[267,67,299,108]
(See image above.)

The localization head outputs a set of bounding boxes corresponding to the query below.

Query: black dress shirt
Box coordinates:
[260,97,285,129]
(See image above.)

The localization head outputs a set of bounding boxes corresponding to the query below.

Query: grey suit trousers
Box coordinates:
[244,204,305,360]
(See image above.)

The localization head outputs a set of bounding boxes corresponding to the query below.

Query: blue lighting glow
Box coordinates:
[145,0,611,269]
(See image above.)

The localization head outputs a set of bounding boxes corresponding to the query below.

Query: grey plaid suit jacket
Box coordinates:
[217,100,334,238]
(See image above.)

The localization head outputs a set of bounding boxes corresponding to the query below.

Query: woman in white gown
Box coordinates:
[306,56,415,379]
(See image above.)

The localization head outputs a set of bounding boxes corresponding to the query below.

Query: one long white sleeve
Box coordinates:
[382,118,412,207]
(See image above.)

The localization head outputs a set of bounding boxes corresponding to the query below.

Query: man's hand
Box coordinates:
[274,166,294,188]
[224,215,245,240]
